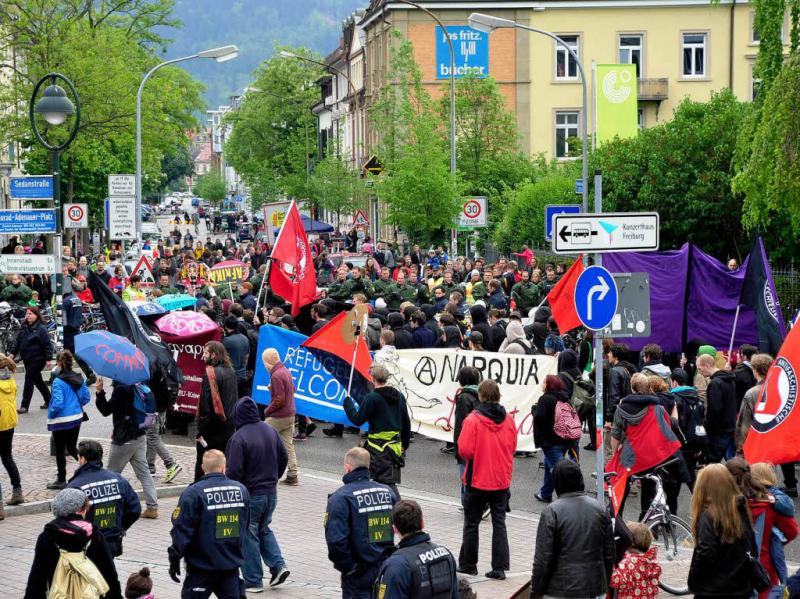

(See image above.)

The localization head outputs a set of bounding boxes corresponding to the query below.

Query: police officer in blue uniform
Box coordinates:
[67,439,141,557]
[325,447,398,599]
[373,500,458,599]
[168,449,250,599]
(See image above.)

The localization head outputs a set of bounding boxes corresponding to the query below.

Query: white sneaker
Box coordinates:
[245,586,264,594]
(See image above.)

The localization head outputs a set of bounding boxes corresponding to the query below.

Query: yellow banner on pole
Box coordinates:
[596,64,638,144]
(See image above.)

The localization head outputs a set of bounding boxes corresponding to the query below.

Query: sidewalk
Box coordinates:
[1,434,534,597]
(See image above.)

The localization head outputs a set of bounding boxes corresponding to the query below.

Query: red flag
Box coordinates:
[301,307,373,397]
[546,256,584,333]
[743,325,800,464]
[268,202,316,316]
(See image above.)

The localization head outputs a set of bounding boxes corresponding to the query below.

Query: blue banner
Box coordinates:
[9,176,54,200]
[0,209,57,234]
[252,324,357,426]
[436,26,489,80]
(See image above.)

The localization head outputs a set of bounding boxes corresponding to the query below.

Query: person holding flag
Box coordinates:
[267,201,317,317]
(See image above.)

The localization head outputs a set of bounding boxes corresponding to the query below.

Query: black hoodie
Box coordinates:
[24,516,122,599]
[558,350,582,397]
[59,370,84,390]
[344,385,412,450]
[706,369,738,434]
[469,304,491,346]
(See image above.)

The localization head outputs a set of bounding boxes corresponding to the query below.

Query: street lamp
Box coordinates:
[29,72,81,345]
[396,0,458,255]
[468,13,589,214]
[135,44,239,245]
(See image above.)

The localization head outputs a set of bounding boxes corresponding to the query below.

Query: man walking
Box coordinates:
[343,364,410,498]
[222,315,250,398]
[325,447,397,598]
[696,354,738,462]
[168,450,250,599]
[226,397,290,592]
[262,348,299,486]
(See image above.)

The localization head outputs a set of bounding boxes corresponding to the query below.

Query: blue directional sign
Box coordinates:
[436,26,489,79]
[0,209,57,234]
[575,179,584,195]
[574,265,618,330]
[545,204,581,241]
[9,176,54,200]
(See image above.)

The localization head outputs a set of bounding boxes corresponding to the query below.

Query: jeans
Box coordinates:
[242,493,285,587]
[458,463,466,505]
[458,487,510,572]
[52,426,80,482]
[705,433,732,463]
[107,435,157,509]
[539,445,567,502]
[781,462,797,490]
[0,428,21,490]
[146,412,175,471]
[267,416,297,479]
[20,359,50,410]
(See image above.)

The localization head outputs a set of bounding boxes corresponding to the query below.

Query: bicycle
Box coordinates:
[600,458,694,596]
[0,303,21,355]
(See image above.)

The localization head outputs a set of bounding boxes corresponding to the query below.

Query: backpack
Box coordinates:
[562,372,597,419]
[676,392,709,448]
[132,383,157,430]
[48,544,110,599]
[510,339,533,355]
[554,400,583,440]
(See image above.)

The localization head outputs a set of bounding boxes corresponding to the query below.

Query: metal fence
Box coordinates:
[772,264,800,325]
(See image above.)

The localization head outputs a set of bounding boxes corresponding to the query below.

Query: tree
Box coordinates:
[306,155,364,228]
[224,46,321,209]
[162,146,194,192]
[194,172,227,205]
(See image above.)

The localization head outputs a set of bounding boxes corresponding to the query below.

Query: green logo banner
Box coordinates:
[596,64,638,144]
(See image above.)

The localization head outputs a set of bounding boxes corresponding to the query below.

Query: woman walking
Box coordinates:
[46,350,90,489]
[9,306,53,413]
[688,463,757,599]
[533,375,577,504]
[0,353,23,510]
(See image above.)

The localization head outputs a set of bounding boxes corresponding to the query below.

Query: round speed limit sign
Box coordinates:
[463,200,482,219]
[64,203,88,228]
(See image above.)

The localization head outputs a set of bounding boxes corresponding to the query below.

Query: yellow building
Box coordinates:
[358,0,786,161]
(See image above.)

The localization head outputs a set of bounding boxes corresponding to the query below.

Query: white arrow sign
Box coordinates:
[552,212,659,254]
[587,276,610,320]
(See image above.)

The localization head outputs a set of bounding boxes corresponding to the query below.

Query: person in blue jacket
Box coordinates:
[325,447,397,599]
[46,350,90,490]
[168,449,249,599]
[373,500,458,599]
[67,439,141,557]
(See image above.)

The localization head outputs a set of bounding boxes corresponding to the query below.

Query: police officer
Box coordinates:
[325,447,397,599]
[168,449,250,598]
[373,500,458,599]
[67,439,141,557]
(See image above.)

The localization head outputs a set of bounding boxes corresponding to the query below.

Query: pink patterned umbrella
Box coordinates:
[155,311,221,336]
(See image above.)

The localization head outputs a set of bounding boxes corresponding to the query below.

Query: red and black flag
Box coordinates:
[740,237,786,356]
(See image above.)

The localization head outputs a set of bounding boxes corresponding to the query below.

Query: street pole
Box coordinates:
[398,0,458,256]
[594,169,604,500]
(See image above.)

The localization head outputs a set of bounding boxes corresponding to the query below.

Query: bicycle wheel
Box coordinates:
[648,515,694,595]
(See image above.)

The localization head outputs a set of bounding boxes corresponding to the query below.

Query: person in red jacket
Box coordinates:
[456,379,518,581]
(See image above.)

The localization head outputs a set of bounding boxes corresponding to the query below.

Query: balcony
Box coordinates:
[638,78,668,101]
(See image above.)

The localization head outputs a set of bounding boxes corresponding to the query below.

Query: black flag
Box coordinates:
[739,237,786,355]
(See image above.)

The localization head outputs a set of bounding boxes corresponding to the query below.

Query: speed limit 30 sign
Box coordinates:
[458,197,487,228]
[64,203,88,229]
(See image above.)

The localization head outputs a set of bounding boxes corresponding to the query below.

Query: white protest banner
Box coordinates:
[378,348,557,452]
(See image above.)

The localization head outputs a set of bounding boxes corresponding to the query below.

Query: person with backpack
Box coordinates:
[24,487,122,599]
[533,375,580,504]
[671,367,707,487]
[453,366,481,507]
[95,378,159,519]
[46,350,91,490]
[145,365,182,484]
[498,320,531,355]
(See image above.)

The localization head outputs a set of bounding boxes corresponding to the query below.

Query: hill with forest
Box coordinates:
[166,0,366,108]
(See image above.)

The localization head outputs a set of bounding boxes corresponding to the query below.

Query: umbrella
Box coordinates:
[210,260,249,284]
[154,293,197,311]
[74,331,150,385]
[155,311,220,336]
[127,301,167,317]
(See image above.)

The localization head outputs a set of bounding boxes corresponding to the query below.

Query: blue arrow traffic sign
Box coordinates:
[545,204,581,241]
[574,265,618,330]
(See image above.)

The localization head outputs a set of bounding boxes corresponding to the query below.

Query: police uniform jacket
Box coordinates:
[67,460,141,544]
[325,467,397,574]
[374,532,458,599]
[169,472,250,572]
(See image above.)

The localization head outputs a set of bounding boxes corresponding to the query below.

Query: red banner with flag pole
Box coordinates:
[268,201,317,317]
[546,255,585,333]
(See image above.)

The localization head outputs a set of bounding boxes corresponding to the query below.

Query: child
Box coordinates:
[611,521,662,599]
[751,462,795,592]
[0,353,22,512]
[125,567,154,599]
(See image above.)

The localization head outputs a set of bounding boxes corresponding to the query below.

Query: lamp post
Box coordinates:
[136,44,239,245]
[397,0,458,256]
[29,72,81,346]
[468,13,589,214]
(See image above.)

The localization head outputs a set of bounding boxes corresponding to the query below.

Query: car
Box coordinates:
[328,252,369,270]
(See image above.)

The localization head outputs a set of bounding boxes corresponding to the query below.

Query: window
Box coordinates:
[555,35,579,79]
[619,35,643,78]
[638,108,644,130]
[751,65,762,101]
[682,33,707,77]
[555,111,579,158]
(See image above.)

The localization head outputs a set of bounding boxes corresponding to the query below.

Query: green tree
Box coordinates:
[306,155,363,228]
[162,146,194,192]
[224,47,321,209]
[194,172,227,205]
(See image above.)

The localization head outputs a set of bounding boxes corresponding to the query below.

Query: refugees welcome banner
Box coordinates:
[253,325,557,451]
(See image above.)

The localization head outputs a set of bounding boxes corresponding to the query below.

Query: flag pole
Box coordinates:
[259,200,295,316]
[346,314,366,398]
[728,304,741,365]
